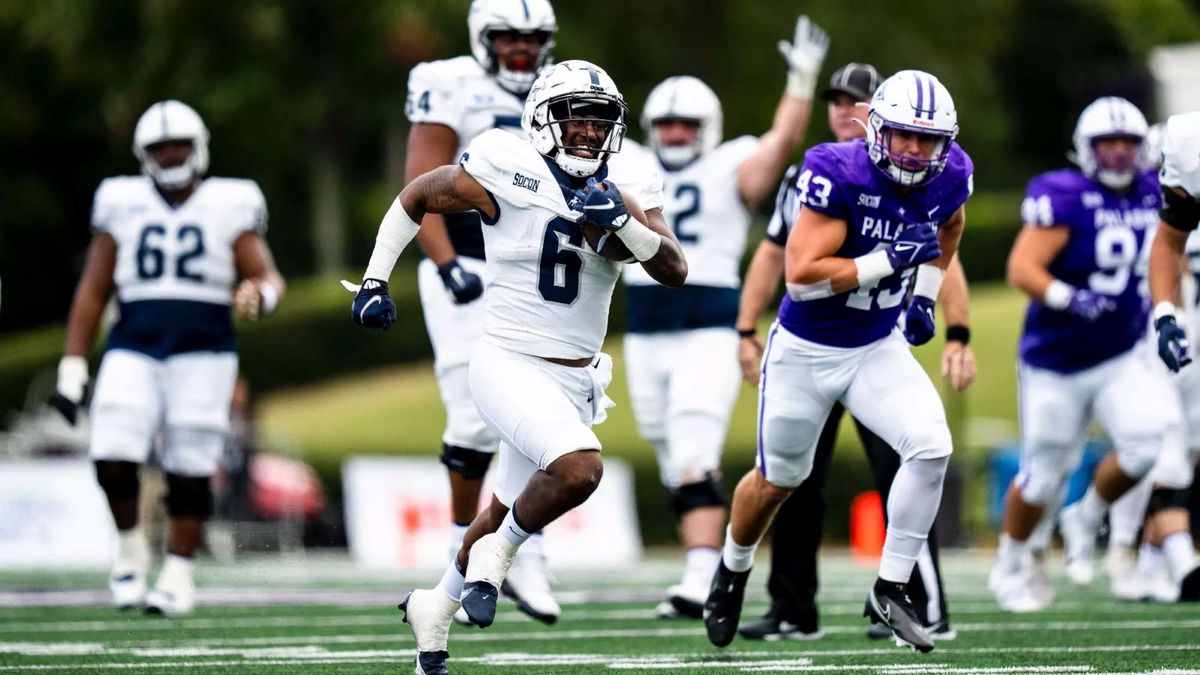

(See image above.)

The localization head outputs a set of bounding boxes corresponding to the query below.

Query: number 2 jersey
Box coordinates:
[92,175,267,359]
[1017,168,1160,373]
[776,139,974,348]
[459,129,664,360]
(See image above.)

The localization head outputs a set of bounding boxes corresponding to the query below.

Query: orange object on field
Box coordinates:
[850,490,885,566]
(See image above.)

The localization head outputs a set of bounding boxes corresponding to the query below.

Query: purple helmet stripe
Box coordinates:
[913,73,924,117]
[926,77,937,119]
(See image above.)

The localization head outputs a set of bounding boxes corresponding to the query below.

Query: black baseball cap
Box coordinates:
[820,63,881,102]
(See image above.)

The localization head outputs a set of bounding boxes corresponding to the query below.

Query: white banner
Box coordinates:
[343,455,643,570]
[0,459,115,569]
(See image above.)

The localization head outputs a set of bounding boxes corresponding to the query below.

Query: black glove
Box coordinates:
[345,278,397,330]
[437,259,484,304]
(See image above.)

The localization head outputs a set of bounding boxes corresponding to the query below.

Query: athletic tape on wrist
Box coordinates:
[854,249,895,288]
[364,197,420,282]
[912,264,945,300]
[614,217,662,261]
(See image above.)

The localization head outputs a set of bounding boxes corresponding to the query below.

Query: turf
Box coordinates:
[1,550,1197,674]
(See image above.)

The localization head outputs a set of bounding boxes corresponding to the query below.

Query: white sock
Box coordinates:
[880,455,947,583]
[721,526,757,573]
[500,508,533,549]
[157,554,194,589]
[1138,542,1165,577]
[682,546,721,589]
[880,526,924,583]
[1108,481,1152,551]
[1077,487,1109,527]
[1162,531,1198,581]
[437,561,466,602]
[115,526,149,572]
[998,533,1029,574]
[450,523,469,551]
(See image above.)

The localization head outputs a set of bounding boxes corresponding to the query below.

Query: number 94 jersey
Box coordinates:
[777,140,973,348]
[1018,168,1160,373]
[92,175,267,358]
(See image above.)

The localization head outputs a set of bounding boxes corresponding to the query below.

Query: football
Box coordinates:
[583,222,635,262]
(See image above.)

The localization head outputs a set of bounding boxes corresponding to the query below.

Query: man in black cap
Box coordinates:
[733,62,972,641]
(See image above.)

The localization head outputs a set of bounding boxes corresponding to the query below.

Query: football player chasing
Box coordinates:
[404,0,562,625]
[735,62,972,642]
[990,97,1182,612]
[704,70,973,654]
[617,14,830,620]
[345,61,685,675]
[51,101,284,616]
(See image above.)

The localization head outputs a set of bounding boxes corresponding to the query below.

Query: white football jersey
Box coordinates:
[1160,110,1200,198]
[406,55,527,158]
[92,176,266,305]
[620,136,758,288]
[461,129,664,359]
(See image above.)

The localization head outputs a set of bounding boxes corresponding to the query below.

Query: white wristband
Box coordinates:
[1043,279,1075,310]
[912,264,945,300]
[1154,301,1179,322]
[259,281,280,316]
[364,197,421,282]
[786,69,819,99]
[57,356,88,401]
[853,250,896,288]
[614,217,662,262]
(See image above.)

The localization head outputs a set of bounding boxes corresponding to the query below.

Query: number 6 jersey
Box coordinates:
[776,139,973,348]
[1018,168,1160,372]
[92,175,267,358]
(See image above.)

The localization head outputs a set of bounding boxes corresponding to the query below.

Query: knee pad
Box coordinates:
[669,471,727,520]
[94,460,140,501]
[165,473,213,519]
[162,426,225,476]
[901,427,953,463]
[440,443,494,480]
[1148,486,1192,516]
[1017,470,1067,507]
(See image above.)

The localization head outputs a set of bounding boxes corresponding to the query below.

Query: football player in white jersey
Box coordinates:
[404,0,561,624]
[1143,109,1200,602]
[50,100,284,616]
[618,15,830,619]
[345,61,685,675]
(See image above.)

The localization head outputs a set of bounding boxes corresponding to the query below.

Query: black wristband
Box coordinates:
[737,328,757,338]
[945,325,970,345]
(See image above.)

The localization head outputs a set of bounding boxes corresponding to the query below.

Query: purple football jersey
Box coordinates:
[776,140,974,348]
[1017,168,1161,373]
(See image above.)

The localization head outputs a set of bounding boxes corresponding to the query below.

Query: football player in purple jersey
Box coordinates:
[704,70,973,654]
[990,97,1183,612]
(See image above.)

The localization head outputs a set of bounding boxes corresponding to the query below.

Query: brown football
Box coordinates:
[583,222,635,262]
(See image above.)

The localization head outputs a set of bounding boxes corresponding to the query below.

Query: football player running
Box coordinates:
[990,97,1183,612]
[734,63,972,642]
[345,61,685,675]
[618,15,830,620]
[404,0,562,625]
[1142,109,1200,602]
[50,100,284,616]
[703,70,973,654]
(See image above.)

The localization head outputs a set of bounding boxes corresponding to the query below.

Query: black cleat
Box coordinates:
[863,579,935,653]
[1180,563,1200,602]
[461,580,500,628]
[703,562,750,648]
[415,650,449,675]
[667,594,705,619]
[738,605,822,641]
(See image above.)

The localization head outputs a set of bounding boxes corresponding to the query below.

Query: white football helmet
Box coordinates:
[468,0,557,96]
[1071,96,1148,190]
[865,70,958,187]
[641,76,722,170]
[523,60,628,178]
[132,100,209,191]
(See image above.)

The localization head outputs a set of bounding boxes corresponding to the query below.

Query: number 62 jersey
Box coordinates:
[776,139,973,348]
[92,175,267,359]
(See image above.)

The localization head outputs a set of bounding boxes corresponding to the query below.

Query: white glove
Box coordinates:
[50,356,88,425]
[778,15,830,99]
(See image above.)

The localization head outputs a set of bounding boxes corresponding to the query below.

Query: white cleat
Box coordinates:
[990,563,1052,613]
[1104,547,1143,601]
[1058,502,1097,587]
[502,550,561,625]
[461,533,517,628]
[144,555,196,617]
[108,571,146,610]
[398,588,458,675]
[1028,554,1056,609]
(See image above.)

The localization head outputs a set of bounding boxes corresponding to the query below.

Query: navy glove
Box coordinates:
[885,225,942,270]
[48,393,80,426]
[1156,315,1193,372]
[576,177,631,232]
[904,296,937,346]
[342,278,396,329]
[437,259,483,305]
[1064,289,1116,322]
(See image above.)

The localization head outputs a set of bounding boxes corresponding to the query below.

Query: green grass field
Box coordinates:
[1,551,1197,674]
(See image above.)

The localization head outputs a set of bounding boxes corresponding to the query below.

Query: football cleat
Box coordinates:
[703,562,750,648]
[461,533,517,628]
[738,606,822,641]
[1058,502,1097,587]
[989,562,1052,613]
[1179,560,1200,602]
[452,606,474,626]
[863,580,934,653]
[109,572,147,610]
[399,589,459,675]
[867,618,955,641]
[1104,547,1143,601]
[501,547,561,625]
[655,583,705,620]
[144,555,195,617]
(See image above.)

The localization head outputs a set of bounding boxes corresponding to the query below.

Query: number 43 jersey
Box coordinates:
[92,175,267,358]
[1018,168,1160,373]
[777,140,973,348]
[460,129,664,360]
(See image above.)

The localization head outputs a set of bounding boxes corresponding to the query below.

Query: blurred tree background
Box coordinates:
[3,0,1199,333]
